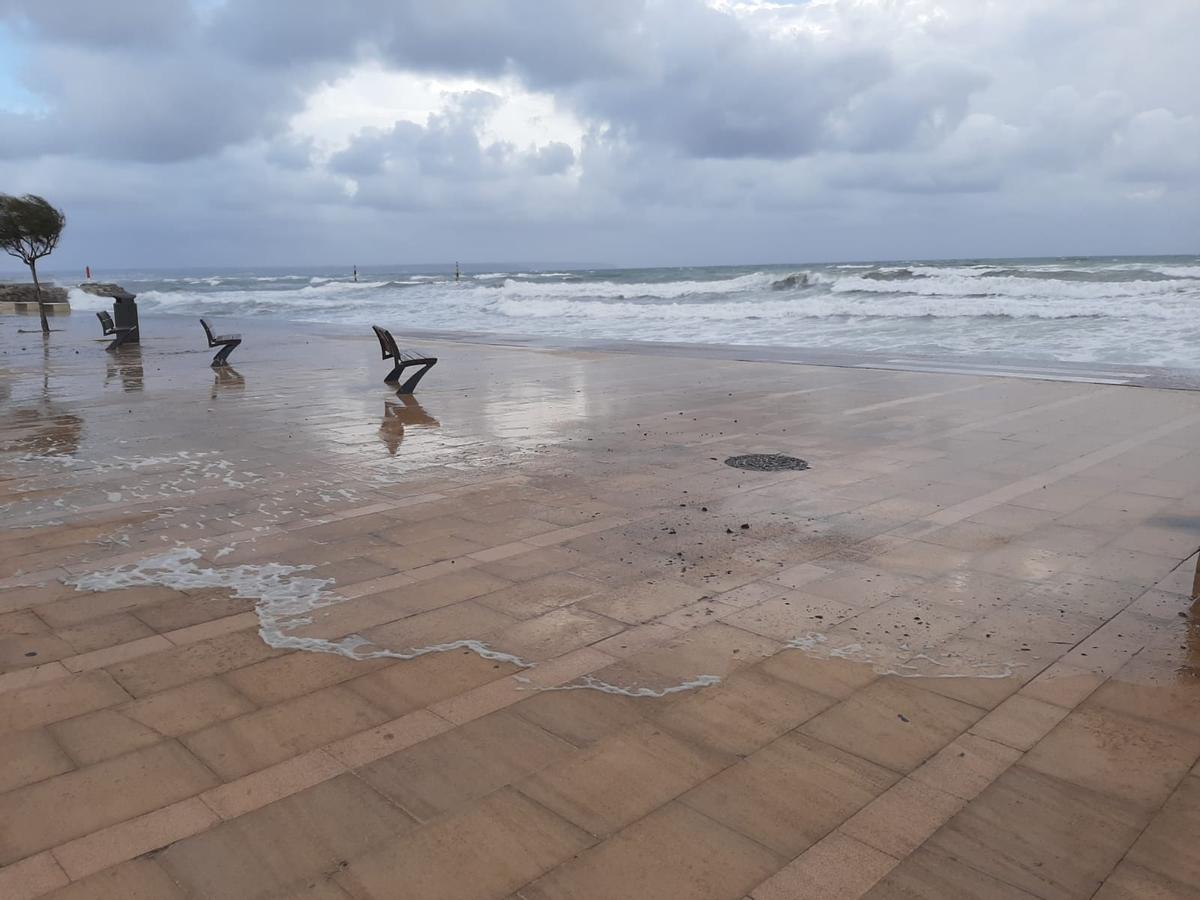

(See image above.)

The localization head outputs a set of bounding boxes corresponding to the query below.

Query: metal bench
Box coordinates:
[200,318,241,367]
[371,325,438,393]
[95,310,138,351]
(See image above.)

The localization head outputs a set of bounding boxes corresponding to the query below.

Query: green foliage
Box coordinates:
[0,193,66,266]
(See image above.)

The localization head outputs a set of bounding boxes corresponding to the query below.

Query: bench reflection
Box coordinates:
[379,394,439,456]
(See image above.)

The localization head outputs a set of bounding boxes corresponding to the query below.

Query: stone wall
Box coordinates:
[0,283,70,304]
[0,282,70,313]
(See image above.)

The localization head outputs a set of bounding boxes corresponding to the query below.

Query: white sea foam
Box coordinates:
[788,632,1017,679]
[1149,265,1200,278]
[832,272,1195,302]
[498,271,778,300]
[64,549,720,695]
[537,674,723,697]
[67,548,536,666]
[12,449,263,493]
[63,257,1200,368]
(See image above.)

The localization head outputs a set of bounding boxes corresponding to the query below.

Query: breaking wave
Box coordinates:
[61,256,1200,368]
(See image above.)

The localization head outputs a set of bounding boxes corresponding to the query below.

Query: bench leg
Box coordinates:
[106,327,138,352]
[396,360,436,395]
[383,363,404,384]
[211,339,240,367]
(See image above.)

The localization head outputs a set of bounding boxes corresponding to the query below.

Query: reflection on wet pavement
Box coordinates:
[105,344,144,393]
[1,404,83,457]
[379,394,439,456]
[210,364,244,398]
[1,312,1199,898]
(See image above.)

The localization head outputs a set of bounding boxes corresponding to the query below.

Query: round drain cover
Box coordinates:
[724,454,809,472]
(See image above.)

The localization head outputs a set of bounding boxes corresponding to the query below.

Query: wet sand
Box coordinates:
[2,312,1199,899]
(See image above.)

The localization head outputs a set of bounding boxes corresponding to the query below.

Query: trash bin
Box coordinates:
[113,294,139,343]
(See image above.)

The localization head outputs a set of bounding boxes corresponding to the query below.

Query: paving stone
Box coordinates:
[508,685,648,748]
[645,665,835,756]
[121,676,257,737]
[801,678,985,773]
[1020,705,1200,811]
[39,858,184,900]
[518,722,731,836]
[0,670,130,733]
[1119,774,1200,891]
[160,774,415,900]
[521,801,783,900]
[107,630,285,698]
[682,731,898,857]
[49,708,163,765]
[0,727,74,793]
[356,711,575,822]
[751,831,898,900]
[862,846,1041,900]
[0,740,218,863]
[840,776,964,858]
[926,765,1148,900]
[182,686,391,780]
[335,788,592,900]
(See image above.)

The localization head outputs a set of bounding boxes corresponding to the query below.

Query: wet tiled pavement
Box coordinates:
[1,313,1198,898]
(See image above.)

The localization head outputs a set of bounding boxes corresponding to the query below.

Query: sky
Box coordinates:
[0,0,1198,270]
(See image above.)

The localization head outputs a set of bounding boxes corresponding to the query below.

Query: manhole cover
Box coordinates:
[724,454,809,472]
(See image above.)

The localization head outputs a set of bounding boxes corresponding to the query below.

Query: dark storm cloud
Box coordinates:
[0,44,318,162]
[213,0,986,161]
[0,0,1196,269]
[213,0,642,85]
[0,0,1028,169]
[0,0,331,162]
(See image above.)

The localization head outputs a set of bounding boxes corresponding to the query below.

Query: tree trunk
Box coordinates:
[29,257,50,334]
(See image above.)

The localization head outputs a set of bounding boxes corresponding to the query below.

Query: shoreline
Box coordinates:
[13,306,1200,391]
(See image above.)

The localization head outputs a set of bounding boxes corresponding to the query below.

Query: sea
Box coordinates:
[57,255,1200,369]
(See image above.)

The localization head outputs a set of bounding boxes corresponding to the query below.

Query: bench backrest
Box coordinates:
[96,310,115,333]
[372,325,400,361]
[200,318,217,345]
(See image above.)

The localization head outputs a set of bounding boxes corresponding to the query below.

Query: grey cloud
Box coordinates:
[212,0,984,162]
[207,0,391,67]
[4,49,312,162]
[1,0,194,47]
[332,90,572,185]
[328,92,500,179]
[1,0,1198,269]
[1020,87,1133,171]
[1108,109,1200,183]
[327,126,404,177]
[0,31,330,162]
[213,0,642,84]
[526,141,574,176]
[0,0,337,163]
[822,63,989,153]
[264,134,317,171]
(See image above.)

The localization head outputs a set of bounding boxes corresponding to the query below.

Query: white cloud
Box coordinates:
[290,64,584,162]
